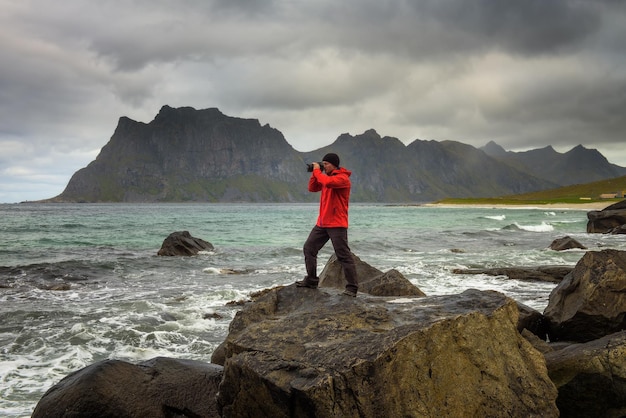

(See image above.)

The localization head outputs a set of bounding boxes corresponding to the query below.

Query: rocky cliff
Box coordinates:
[47,106,624,203]
[54,106,310,202]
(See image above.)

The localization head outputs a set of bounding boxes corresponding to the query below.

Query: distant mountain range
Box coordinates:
[45,106,626,203]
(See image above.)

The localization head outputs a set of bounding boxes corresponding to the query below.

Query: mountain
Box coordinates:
[47,106,623,203]
[54,106,312,202]
[304,131,556,202]
[481,141,626,186]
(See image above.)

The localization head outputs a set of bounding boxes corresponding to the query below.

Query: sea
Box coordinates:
[2,202,626,417]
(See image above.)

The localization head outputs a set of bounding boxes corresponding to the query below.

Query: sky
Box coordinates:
[1,0,625,203]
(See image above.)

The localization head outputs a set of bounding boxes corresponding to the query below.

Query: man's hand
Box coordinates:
[312,162,320,170]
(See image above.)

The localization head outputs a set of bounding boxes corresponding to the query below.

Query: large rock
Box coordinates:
[453,265,573,283]
[544,249,626,342]
[587,199,626,233]
[157,230,214,256]
[549,236,587,251]
[213,286,558,417]
[517,302,549,340]
[32,357,223,418]
[544,331,626,418]
[319,253,426,296]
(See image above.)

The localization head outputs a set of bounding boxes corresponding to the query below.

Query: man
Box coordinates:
[296,153,359,297]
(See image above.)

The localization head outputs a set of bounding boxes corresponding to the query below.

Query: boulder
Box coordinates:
[453,265,572,283]
[157,231,214,256]
[517,302,548,340]
[544,331,626,418]
[359,268,427,297]
[549,236,587,251]
[544,249,626,342]
[32,357,223,418]
[213,286,558,417]
[587,199,626,233]
[319,253,426,296]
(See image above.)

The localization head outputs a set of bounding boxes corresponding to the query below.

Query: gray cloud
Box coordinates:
[1,0,625,202]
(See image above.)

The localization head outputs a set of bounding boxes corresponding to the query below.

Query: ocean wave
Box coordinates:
[482,215,506,221]
[502,222,554,232]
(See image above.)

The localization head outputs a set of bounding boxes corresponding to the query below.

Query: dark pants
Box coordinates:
[303,225,358,293]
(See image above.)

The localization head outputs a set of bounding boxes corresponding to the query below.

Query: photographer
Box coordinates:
[296,153,359,297]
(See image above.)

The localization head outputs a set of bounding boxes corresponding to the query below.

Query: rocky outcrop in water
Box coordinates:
[549,236,587,251]
[157,230,214,256]
[544,331,626,418]
[212,287,558,417]
[318,253,426,297]
[544,249,626,342]
[31,357,222,418]
[452,265,573,283]
[587,199,626,233]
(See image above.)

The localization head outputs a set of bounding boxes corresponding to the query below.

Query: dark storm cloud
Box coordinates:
[413,0,602,54]
[1,0,625,202]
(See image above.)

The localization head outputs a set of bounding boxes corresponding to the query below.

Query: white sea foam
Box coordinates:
[513,221,554,232]
[484,215,506,221]
[388,298,421,304]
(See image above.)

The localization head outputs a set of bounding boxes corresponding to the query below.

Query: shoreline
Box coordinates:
[423,202,611,210]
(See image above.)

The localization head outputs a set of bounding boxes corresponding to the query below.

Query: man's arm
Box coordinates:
[311,170,350,188]
[308,170,323,192]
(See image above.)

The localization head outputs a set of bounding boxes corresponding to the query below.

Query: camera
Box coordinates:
[306,162,324,172]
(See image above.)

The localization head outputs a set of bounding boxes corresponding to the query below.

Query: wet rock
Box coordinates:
[157,230,214,256]
[544,249,626,342]
[544,331,626,418]
[319,253,426,296]
[517,301,548,340]
[32,357,223,418]
[587,199,626,234]
[549,236,587,251]
[212,286,558,417]
[453,265,572,283]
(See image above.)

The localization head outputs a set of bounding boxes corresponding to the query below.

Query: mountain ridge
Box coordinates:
[480,141,626,186]
[45,106,625,203]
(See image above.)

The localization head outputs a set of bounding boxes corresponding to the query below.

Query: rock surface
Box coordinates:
[544,249,626,342]
[549,236,587,251]
[453,265,572,283]
[517,302,549,340]
[213,285,558,417]
[157,231,214,256]
[32,357,223,418]
[544,331,626,418]
[319,253,426,296]
[587,199,626,233]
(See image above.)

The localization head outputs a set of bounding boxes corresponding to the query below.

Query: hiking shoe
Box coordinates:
[295,280,318,289]
[342,289,357,297]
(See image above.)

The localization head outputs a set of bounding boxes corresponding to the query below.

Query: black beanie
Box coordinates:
[322,153,340,168]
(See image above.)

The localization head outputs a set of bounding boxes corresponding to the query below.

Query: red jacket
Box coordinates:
[308,167,352,228]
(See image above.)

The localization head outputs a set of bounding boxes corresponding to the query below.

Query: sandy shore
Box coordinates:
[423,202,612,211]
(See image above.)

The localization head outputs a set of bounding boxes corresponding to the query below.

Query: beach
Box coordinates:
[424,201,612,210]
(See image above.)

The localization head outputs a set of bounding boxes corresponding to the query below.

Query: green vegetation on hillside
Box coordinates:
[435,175,626,205]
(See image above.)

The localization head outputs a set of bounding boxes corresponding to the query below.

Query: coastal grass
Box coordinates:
[435,175,626,206]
